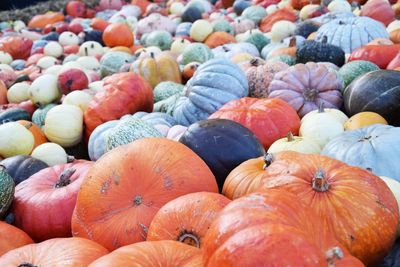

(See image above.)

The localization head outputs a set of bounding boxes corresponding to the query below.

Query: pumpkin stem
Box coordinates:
[54,168,76,188]
[318,102,325,113]
[312,169,329,192]
[18,264,38,267]
[321,36,328,44]
[325,247,344,267]
[178,231,200,248]
[0,164,5,171]
[303,88,319,102]
[67,156,75,163]
[286,132,294,142]
[150,52,155,59]
[250,58,262,66]
[22,122,33,130]
[263,153,274,170]
[84,47,88,56]
[288,36,297,47]
[134,195,142,206]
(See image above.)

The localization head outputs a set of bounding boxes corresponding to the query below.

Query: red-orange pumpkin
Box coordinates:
[260,8,297,33]
[222,151,398,266]
[360,0,395,26]
[290,0,320,9]
[90,17,110,32]
[204,32,236,49]
[12,160,93,242]
[72,138,218,251]
[103,23,134,47]
[0,237,108,266]
[28,12,65,29]
[0,221,33,256]
[0,36,33,60]
[348,44,400,69]
[0,80,7,105]
[147,192,230,248]
[203,190,364,266]
[89,241,202,266]
[209,97,301,149]
[390,29,400,44]
[84,72,153,139]
[131,0,151,14]
[18,120,47,149]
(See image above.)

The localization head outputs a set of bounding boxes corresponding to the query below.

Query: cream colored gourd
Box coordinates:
[7,82,30,103]
[190,19,213,42]
[79,41,104,57]
[328,0,352,13]
[266,4,278,15]
[170,39,191,55]
[31,142,74,166]
[267,132,321,154]
[135,47,162,59]
[58,31,80,46]
[44,42,63,58]
[301,106,348,125]
[0,64,13,71]
[0,51,12,64]
[88,81,104,94]
[62,90,93,112]
[37,56,58,69]
[379,176,400,237]
[28,74,61,105]
[270,20,296,43]
[44,65,63,75]
[76,56,101,71]
[44,104,83,147]
[387,20,400,33]
[0,122,34,158]
[299,5,320,20]
[170,2,185,15]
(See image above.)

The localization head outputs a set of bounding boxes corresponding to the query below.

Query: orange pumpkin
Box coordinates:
[344,112,388,130]
[260,8,297,33]
[268,37,297,58]
[0,237,108,266]
[28,12,65,29]
[0,221,33,256]
[0,36,33,60]
[18,120,47,149]
[0,80,7,105]
[204,32,236,49]
[90,17,109,32]
[103,23,134,48]
[72,138,218,251]
[147,192,230,248]
[390,29,400,44]
[89,241,202,266]
[182,62,200,82]
[131,0,151,14]
[223,151,398,266]
[290,0,320,9]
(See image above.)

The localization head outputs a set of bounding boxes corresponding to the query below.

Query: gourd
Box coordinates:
[338,60,380,87]
[267,132,321,154]
[181,43,214,65]
[0,122,34,158]
[296,36,345,66]
[31,143,74,166]
[28,74,61,106]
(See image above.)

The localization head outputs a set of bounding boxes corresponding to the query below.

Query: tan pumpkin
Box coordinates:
[344,112,388,130]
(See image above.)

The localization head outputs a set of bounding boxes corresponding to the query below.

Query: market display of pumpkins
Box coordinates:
[0,0,400,265]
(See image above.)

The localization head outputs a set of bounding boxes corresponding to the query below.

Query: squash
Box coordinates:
[103,23,134,48]
[89,241,202,266]
[0,237,108,266]
[62,91,93,112]
[57,68,89,95]
[0,221,33,256]
[147,192,230,247]
[348,44,400,69]
[344,112,388,130]
[170,38,191,55]
[43,42,63,58]
[0,36,33,60]
[0,155,48,185]
[181,43,214,65]
[322,124,400,180]
[0,108,30,124]
[294,21,320,38]
[344,70,400,126]
[153,81,184,103]
[179,119,264,190]
[204,32,236,49]
[18,120,47,149]
[87,120,119,161]
[32,104,57,129]
[79,41,104,57]
[190,20,213,42]
[28,12,65,29]
[327,0,351,12]
[136,13,177,38]
[31,143,74,167]
[232,18,256,35]
[0,122,34,158]
[12,160,93,242]
[380,176,400,237]
[268,62,343,117]
[301,105,348,125]
[387,52,400,69]
[361,0,395,26]
[259,8,297,33]
[212,20,234,35]
[222,151,398,266]
[0,166,14,219]
[241,6,267,24]
[270,20,296,43]
[173,58,248,126]
[28,74,61,106]
[296,36,345,66]
[7,82,30,104]
[242,30,270,52]
[209,98,300,149]
[338,60,380,87]
[144,30,173,51]
[72,138,218,250]
[267,132,321,154]
[100,51,133,77]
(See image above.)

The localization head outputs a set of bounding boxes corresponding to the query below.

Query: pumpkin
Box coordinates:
[181,6,202,23]
[28,74,61,106]
[296,36,345,66]
[268,37,299,58]
[0,237,108,266]
[344,112,388,130]
[0,36,33,60]
[189,19,213,42]
[179,119,264,190]
[212,20,234,35]
[322,124,400,180]
[136,13,177,38]
[170,39,191,55]
[344,70,400,126]
[268,62,343,117]
[72,138,218,250]
[62,91,93,112]
[0,108,30,124]
[0,122,34,158]
[103,23,134,48]
[57,68,89,95]
[12,160,93,242]
[242,58,289,98]
[173,58,248,126]
[147,192,230,247]
[154,81,184,103]
[241,6,267,25]
[0,155,48,185]
[267,132,321,154]
[0,221,33,256]
[181,43,214,65]
[301,105,348,125]
[32,104,56,129]
[18,120,47,149]
[0,80,6,105]
[213,43,260,59]
[0,166,14,219]
[28,12,65,29]
[294,21,321,38]
[222,151,398,266]
[242,30,270,52]
[338,60,380,87]
[315,17,389,53]
[232,18,256,35]
[259,8,297,33]
[84,72,153,138]
[79,41,104,57]
[209,98,300,149]
[204,32,236,49]
[203,190,363,266]
[348,44,400,69]
[89,241,202,266]
[31,143,74,167]
[361,0,395,26]
[380,176,400,237]
[7,82,30,104]
[270,20,296,43]
[144,30,173,51]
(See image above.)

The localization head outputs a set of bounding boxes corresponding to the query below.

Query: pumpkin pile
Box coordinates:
[0,0,400,265]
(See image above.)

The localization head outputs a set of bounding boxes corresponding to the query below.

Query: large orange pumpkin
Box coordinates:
[222,151,398,266]
[204,32,236,49]
[203,190,364,266]
[0,80,7,105]
[18,120,47,149]
[0,237,108,266]
[131,0,151,14]
[28,12,65,29]
[147,192,230,248]
[0,221,33,256]
[103,23,134,47]
[209,97,301,149]
[89,240,202,266]
[84,72,153,139]
[72,138,218,251]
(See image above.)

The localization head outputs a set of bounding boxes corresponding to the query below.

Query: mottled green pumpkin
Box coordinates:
[338,60,380,88]
[243,30,270,52]
[32,104,57,129]
[144,30,173,51]
[181,43,214,65]
[296,37,345,66]
[241,6,267,24]
[212,20,234,35]
[153,93,182,114]
[154,81,185,103]
[100,51,133,77]
[0,166,14,219]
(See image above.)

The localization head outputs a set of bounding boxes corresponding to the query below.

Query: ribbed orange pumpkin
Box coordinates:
[72,138,218,251]
[103,23,134,47]
[147,192,230,248]
[0,221,33,256]
[360,0,395,26]
[222,151,398,266]
[209,97,301,149]
[28,12,65,29]
[204,32,236,49]
[89,241,202,266]
[18,120,47,149]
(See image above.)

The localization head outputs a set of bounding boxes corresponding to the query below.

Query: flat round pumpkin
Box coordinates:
[0,221,33,256]
[344,112,388,130]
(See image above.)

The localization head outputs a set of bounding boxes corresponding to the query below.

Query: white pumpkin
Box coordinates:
[299,4,320,20]
[37,56,58,69]
[88,81,104,94]
[301,107,348,125]
[44,104,84,148]
[13,20,26,32]
[44,41,64,58]
[190,19,213,42]
[7,82,30,103]
[0,51,12,64]
[0,122,34,158]
[28,74,61,105]
[58,31,80,46]
[277,0,290,9]
[266,4,279,15]
[267,132,321,154]
[79,41,104,57]
[31,142,74,166]
[76,56,101,71]
[170,38,191,55]
[387,20,400,34]
[135,46,162,59]
[62,90,93,112]
[170,2,185,15]
[379,176,400,237]
[44,65,63,75]
[270,20,296,43]
[328,0,352,13]
[299,112,344,148]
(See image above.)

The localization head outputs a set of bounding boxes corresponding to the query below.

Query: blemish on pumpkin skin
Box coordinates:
[350,235,356,242]
[100,180,111,194]
[163,177,173,190]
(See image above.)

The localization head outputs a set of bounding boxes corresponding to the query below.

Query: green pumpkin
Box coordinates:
[144,30,173,51]
[241,6,267,24]
[181,43,214,65]
[268,55,296,66]
[212,20,234,35]
[153,93,182,114]
[338,60,380,88]
[243,30,270,52]
[100,51,133,77]
[105,117,163,152]
[154,81,185,103]
[32,104,57,129]
[0,166,15,219]
[0,108,30,124]
[296,37,345,67]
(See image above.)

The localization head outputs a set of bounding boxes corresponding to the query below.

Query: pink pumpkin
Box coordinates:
[98,0,124,10]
